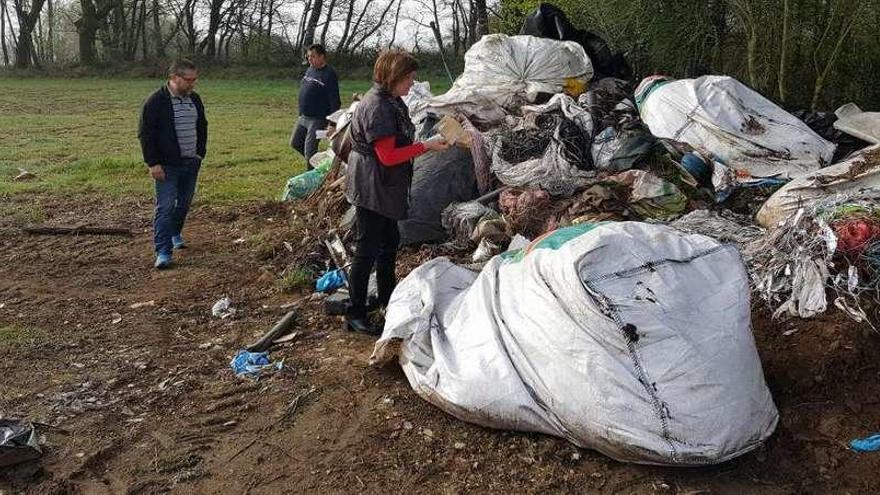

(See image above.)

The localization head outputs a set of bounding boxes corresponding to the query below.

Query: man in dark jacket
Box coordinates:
[138,59,208,269]
[290,44,341,168]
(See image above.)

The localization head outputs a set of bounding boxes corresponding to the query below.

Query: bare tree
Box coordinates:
[13,0,47,67]
[176,0,198,54]
[811,0,860,109]
[725,0,761,88]
[45,0,53,62]
[346,0,395,52]
[294,0,312,52]
[301,0,322,47]
[1,0,9,65]
[150,0,162,57]
[776,0,789,102]
[472,0,486,38]
[75,0,119,65]
[335,0,355,50]
[387,0,402,47]
[200,0,242,59]
[318,0,337,46]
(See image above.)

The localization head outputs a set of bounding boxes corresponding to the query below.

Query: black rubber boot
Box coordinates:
[344,317,380,336]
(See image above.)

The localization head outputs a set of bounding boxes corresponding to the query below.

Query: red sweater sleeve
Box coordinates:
[373,135,426,167]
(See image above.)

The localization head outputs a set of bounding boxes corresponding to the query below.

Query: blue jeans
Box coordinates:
[153,159,201,255]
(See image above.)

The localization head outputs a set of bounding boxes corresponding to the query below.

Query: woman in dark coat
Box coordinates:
[344,50,449,334]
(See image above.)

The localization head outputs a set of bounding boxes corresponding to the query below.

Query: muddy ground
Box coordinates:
[2,195,880,494]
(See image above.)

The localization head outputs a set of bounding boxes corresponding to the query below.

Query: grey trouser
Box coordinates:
[289,116,327,168]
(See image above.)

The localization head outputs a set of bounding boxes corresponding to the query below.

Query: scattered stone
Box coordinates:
[129,300,156,309]
[403,421,413,430]
[571,452,581,461]
[454,442,466,450]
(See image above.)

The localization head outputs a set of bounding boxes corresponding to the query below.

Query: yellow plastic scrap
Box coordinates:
[563,77,588,98]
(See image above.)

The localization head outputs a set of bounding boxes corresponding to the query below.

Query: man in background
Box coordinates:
[138,59,208,269]
[290,44,341,168]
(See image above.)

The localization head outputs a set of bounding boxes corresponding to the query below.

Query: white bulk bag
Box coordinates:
[372,222,778,465]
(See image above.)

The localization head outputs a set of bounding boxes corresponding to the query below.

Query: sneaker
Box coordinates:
[172,235,187,249]
[154,252,173,269]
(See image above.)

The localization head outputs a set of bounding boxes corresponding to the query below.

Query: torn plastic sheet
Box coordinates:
[230,350,283,379]
[490,139,595,197]
[756,145,880,228]
[403,81,433,127]
[0,419,42,468]
[521,93,594,137]
[834,103,880,144]
[608,169,687,219]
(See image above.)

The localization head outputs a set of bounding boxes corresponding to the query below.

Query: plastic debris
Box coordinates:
[211,297,236,319]
[850,433,880,452]
[13,169,36,182]
[746,197,880,328]
[671,210,764,246]
[229,350,283,379]
[0,419,42,467]
[834,103,880,144]
[316,268,347,293]
[608,169,687,219]
[281,150,335,201]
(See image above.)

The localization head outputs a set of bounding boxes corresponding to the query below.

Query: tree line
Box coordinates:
[498,0,880,110]
[2,0,877,110]
[0,0,489,68]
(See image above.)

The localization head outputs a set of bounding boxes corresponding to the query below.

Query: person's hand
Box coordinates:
[149,164,165,182]
[423,136,450,152]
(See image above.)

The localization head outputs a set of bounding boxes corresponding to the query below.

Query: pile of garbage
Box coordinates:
[280,3,880,465]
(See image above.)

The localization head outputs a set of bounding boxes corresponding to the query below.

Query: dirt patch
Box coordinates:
[2,195,880,494]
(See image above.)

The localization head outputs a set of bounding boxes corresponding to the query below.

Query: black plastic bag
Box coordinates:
[520,3,630,80]
[0,419,41,467]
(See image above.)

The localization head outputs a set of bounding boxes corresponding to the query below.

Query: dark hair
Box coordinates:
[373,49,419,92]
[307,44,326,55]
[168,59,197,77]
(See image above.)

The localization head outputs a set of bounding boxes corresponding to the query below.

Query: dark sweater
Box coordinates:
[138,85,208,167]
[298,65,341,119]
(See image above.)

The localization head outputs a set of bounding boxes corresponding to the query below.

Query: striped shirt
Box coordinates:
[170,91,199,158]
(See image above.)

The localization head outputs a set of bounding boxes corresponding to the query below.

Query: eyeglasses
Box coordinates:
[176,74,198,83]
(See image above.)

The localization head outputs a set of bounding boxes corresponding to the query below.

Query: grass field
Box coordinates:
[0,77,450,204]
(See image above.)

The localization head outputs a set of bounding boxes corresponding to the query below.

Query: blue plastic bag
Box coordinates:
[850,433,880,452]
[316,268,347,293]
[230,350,282,379]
